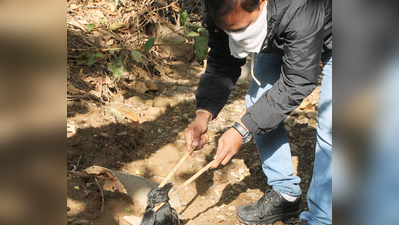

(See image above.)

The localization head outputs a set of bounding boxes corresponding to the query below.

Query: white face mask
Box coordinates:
[224,3,268,59]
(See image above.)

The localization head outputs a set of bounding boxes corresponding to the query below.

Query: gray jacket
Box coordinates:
[197,0,332,134]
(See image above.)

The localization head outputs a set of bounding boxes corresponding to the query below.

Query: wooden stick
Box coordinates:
[158,146,196,187]
[154,160,215,212]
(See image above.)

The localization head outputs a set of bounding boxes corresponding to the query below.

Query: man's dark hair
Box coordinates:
[205,0,261,28]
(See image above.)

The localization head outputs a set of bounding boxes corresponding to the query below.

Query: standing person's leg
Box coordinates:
[301,52,332,225]
[245,53,301,196]
[237,53,301,224]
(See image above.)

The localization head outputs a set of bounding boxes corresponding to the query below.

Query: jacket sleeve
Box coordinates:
[195,28,246,119]
[241,0,325,135]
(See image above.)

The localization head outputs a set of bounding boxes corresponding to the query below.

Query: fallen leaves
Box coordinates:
[85,166,127,194]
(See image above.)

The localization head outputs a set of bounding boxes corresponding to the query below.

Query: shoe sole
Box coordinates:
[237,212,301,225]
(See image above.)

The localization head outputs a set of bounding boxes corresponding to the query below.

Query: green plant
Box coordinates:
[81,52,103,66]
[194,36,208,65]
[180,10,189,27]
[109,56,126,78]
[131,50,142,63]
[87,23,95,32]
[143,37,155,52]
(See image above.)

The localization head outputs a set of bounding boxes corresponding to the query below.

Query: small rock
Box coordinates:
[216,215,226,222]
[228,206,236,211]
[196,158,205,163]
[145,99,154,106]
[246,192,260,200]
[214,206,221,212]
[129,96,145,104]
[284,125,291,132]
[308,111,318,120]
[137,150,148,158]
[297,117,309,124]
[172,129,180,134]
[238,169,245,174]
[176,85,193,94]
[230,172,236,177]
[239,181,247,187]
[284,116,295,125]
[145,107,163,118]
[154,97,170,108]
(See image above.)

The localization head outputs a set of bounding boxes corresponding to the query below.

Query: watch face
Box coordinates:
[243,133,252,144]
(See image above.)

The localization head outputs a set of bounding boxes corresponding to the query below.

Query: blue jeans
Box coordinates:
[245,52,332,225]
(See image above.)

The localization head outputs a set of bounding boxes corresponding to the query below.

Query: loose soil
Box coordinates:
[67,0,321,224]
[67,59,320,225]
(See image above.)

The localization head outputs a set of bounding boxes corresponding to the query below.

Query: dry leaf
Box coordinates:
[67,82,85,95]
[299,99,314,110]
[116,109,139,122]
[67,124,76,134]
[106,106,125,121]
[100,133,111,138]
[109,22,128,31]
[85,166,127,193]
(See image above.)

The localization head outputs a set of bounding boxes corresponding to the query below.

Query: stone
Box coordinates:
[144,107,163,118]
[176,85,193,94]
[216,215,226,222]
[238,181,247,187]
[137,150,148,158]
[307,111,318,120]
[297,117,309,124]
[284,116,295,125]
[153,97,170,108]
[299,99,314,110]
[154,25,195,61]
[228,206,236,211]
[144,99,154,106]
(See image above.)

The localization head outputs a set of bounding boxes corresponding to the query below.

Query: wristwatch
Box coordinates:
[232,122,253,144]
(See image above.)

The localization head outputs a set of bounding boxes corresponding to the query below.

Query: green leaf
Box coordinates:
[180,10,189,27]
[143,37,155,53]
[125,208,131,211]
[188,25,202,31]
[114,0,119,7]
[131,50,142,63]
[88,56,94,66]
[194,36,209,64]
[99,20,105,24]
[95,53,103,57]
[109,56,126,78]
[87,24,95,32]
[187,31,199,37]
[74,186,80,190]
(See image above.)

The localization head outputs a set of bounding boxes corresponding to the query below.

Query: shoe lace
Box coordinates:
[257,189,277,218]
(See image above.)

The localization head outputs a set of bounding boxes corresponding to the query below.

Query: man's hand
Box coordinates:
[184,112,210,157]
[211,127,243,169]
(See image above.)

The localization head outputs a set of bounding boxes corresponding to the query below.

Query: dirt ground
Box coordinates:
[67,0,321,224]
[67,58,321,225]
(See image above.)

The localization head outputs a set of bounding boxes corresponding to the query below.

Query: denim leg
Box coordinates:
[245,53,301,196]
[301,53,332,225]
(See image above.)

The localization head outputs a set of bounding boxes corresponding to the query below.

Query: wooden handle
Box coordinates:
[169,160,214,199]
[154,160,215,212]
[158,146,196,188]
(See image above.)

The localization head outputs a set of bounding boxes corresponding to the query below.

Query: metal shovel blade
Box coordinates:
[110,170,181,207]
